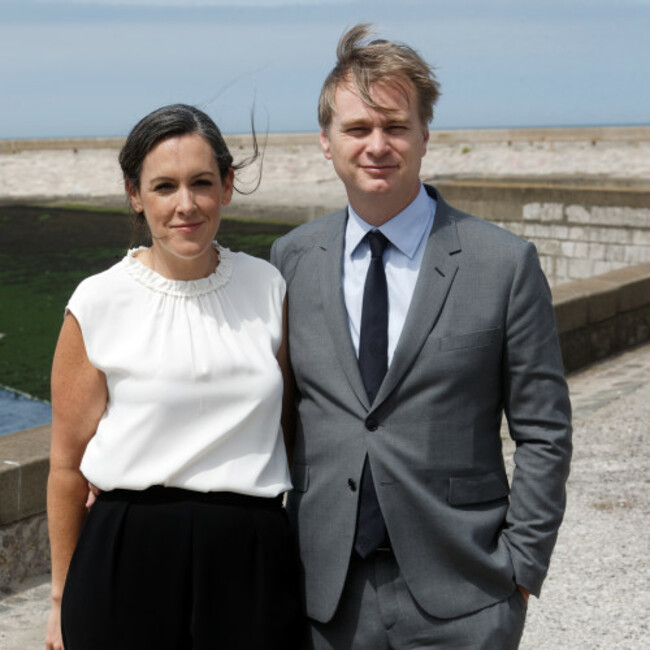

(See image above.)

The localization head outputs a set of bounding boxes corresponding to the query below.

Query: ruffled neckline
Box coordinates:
[122,243,233,297]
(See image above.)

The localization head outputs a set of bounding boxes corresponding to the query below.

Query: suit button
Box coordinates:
[348,478,357,491]
[365,417,378,431]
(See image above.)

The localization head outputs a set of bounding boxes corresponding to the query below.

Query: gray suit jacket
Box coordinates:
[270,185,572,623]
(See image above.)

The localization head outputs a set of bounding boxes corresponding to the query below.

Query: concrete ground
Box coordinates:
[1,341,649,649]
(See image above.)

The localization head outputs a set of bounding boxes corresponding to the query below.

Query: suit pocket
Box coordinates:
[291,463,309,493]
[439,327,501,352]
[448,470,510,506]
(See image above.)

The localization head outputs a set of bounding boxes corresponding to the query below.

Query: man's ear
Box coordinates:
[421,127,430,157]
[319,129,332,160]
[126,179,143,214]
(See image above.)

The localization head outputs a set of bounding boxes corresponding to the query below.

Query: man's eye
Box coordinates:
[346,127,368,135]
[387,125,408,134]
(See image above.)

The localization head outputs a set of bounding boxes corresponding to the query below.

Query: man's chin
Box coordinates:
[359,178,395,195]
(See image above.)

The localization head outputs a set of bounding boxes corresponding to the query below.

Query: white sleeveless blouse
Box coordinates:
[67,245,291,496]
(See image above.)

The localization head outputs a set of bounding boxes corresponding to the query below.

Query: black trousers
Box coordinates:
[61,487,303,649]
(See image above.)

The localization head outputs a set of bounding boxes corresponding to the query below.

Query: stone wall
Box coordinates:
[435,182,650,287]
[0,426,50,589]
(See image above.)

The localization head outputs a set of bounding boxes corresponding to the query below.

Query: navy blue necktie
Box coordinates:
[354,230,389,558]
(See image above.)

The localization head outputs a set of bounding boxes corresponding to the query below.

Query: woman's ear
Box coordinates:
[125,179,143,214]
[221,168,235,206]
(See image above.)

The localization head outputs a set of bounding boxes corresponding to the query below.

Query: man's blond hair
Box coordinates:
[318,24,441,130]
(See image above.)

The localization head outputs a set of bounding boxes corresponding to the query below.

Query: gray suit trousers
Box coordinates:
[309,552,527,650]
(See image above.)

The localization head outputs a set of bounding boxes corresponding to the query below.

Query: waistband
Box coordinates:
[98,485,283,509]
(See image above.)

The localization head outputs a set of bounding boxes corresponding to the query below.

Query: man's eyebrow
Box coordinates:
[339,111,407,127]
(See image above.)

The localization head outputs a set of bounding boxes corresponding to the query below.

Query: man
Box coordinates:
[271,24,572,649]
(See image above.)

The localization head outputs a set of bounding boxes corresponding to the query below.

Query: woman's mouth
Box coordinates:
[171,222,203,233]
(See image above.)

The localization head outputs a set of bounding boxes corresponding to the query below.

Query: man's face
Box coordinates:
[320,78,429,222]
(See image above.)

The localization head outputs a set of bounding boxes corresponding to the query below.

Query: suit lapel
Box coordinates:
[374,192,461,407]
[318,210,370,409]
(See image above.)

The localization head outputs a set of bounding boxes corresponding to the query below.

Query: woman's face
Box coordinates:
[128,133,234,270]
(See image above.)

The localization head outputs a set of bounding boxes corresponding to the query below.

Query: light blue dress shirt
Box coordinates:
[343,184,436,365]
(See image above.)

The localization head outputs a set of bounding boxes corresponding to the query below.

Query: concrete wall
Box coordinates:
[2,262,650,587]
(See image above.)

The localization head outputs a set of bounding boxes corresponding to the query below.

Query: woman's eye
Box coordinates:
[194,179,213,187]
[154,183,174,192]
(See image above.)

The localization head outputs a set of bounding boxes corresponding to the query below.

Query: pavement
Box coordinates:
[1,341,649,649]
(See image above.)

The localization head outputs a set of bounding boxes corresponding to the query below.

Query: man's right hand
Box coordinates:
[85,482,102,509]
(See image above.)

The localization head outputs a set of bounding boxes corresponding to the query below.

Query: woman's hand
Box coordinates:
[45,599,64,650]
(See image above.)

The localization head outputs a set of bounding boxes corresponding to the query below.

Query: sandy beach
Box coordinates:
[1,128,649,221]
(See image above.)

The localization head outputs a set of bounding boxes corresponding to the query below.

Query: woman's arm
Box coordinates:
[276,298,296,468]
[46,313,107,650]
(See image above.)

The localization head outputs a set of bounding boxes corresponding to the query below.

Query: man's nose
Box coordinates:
[366,128,389,155]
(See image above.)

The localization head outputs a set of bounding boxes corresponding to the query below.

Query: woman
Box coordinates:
[46,104,301,650]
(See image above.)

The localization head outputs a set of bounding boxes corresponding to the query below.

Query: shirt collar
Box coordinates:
[346,184,435,260]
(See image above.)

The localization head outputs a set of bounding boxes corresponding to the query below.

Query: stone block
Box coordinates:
[587,226,632,245]
[596,263,650,312]
[536,239,562,256]
[561,241,576,257]
[0,425,50,527]
[584,280,620,323]
[631,229,650,246]
[504,221,525,236]
[568,258,595,281]
[523,203,564,223]
[589,320,618,362]
[565,205,591,224]
[625,245,650,264]
[559,329,590,373]
[604,245,627,263]
[0,464,20,525]
[591,206,650,228]
[616,308,650,349]
[554,257,570,286]
[567,225,588,241]
[588,242,606,260]
[539,256,555,279]
[0,514,50,588]
[592,260,619,277]
[552,284,589,333]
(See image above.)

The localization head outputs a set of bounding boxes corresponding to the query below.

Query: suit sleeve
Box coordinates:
[270,238,281,270]
[501,242,572,597]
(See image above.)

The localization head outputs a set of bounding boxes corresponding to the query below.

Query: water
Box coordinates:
[0,386,52,436]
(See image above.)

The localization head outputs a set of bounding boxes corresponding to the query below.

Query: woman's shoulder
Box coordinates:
[68,254,131,306]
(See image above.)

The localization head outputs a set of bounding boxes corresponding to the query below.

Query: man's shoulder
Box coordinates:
[272,208,346,260]
[431,185,529,252]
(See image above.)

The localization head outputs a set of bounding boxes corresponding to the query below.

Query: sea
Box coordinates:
[0,386,52,437]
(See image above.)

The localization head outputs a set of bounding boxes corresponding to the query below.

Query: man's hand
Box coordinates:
[85,482,102,509]
[517,585,530,605]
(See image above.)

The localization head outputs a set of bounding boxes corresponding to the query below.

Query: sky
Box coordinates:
[1,0,649,139]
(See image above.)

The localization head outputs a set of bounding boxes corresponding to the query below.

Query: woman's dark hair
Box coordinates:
[119,103,259,244]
